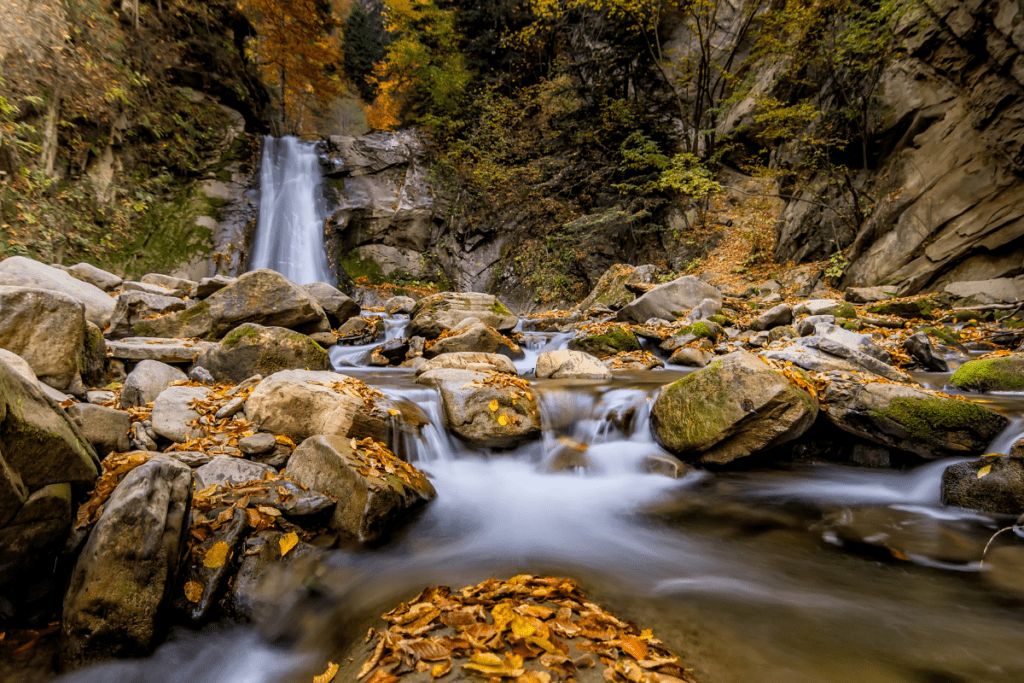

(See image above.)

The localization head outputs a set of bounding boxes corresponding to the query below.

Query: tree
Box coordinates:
[239,0,345,134]
[343,0,389,102]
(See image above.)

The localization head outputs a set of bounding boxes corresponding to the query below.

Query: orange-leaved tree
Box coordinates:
[239,0,346,134]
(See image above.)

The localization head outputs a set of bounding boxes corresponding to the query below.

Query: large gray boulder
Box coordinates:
[407,292,518,339]
[65,403,131,456]
[121,360,188,409]
[423,322,521,359]
[0,286,86,390]
[576,263,658,311]
[416,352,517,376]
[948,354,1024,393]
[535,349,612,379]
[820,380,1008,459]
[942,454,1024,514]
[107,291,188,339]
[0,256,115,327]
[151,385,208,443]
[416,369,541,449]
[944,277,1024,305]
[193,458,277,489]
[67,262,122,292]
[285,435,435,542]
[616,275,722,323]
[651,351,818,465]
[303,282,361,327]
[192,323,331,384]
[141,273,195,297]
[568,326,641,359]
[761,336,910,383]
[0,483,73,593]
[62,455,192,666]
[136,269,328,340]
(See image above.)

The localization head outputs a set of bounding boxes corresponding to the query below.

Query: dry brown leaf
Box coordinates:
[203,541,230,568]
[183,581,203,603]
[313,662,339,683]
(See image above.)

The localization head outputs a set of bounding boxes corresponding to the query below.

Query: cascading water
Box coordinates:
[249,136,335,285]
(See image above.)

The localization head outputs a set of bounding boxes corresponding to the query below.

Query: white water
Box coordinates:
[249,136,335,285]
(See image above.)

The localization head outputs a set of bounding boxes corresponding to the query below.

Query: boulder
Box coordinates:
[122,280,181,297]
[336,316,384,345]
[423,322,522,359]
[944,277,1024,305]
[761,337,911,382]
[683,298,723,324]
[303,281,361,327]
[0,359,99,490]
[905,332,949,372]
[65,403,131,455]
[751,303,793,331]
[137,269,327,340]
[141,273,195,297]
[668,348,712,367]
[151,385,209,443]
[193,323,331,384]
[810,322,892,363]
[193,458,277,489]
[172,507,246,624]
[67,262,121,292]
[384,295,416,314]
[616,275,722,324]
[106,337,214,364]
[650,351,818,465]
[0,256,114,327]
[820,380,1008,459]
[942,455,1024,514]
[568,326,641,358]
[416,352,518,376]
[61,455,192,666]
[239,432,277,455]
[80,322,107,388]
[535,350,612,379]
[107,291,188,339]
[865,297,941,320]
[948,354,1024,392]
[416,369,542,448]
[845,286,898,304]
[407,292,518,339]
[193,274,236,299]
[0,347,38,387]
[576,263,658,312]
[121,360,188,409]
[285,435,435,542]
[246,369,390,443]
[779,264,822,298]
[793,299,857,318]
[0,286,86,390]
[796,315,836,336]
[0,483,73,591]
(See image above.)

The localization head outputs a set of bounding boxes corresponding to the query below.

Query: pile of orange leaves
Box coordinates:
[74,451,155,529]
[358,575,697,683]
[349,437,423,488]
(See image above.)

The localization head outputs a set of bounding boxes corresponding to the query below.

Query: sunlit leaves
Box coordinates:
[313,662,339,683]
[279,531,299,556]
[202,541,230,568]
[978,465,992,479]
[183,581,203,603]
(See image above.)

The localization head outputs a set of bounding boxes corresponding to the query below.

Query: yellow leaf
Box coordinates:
[257,505,281,517]
[489,399,499,412]
[498,414,510,426]
[314,662,339,683]
[492,602,515,633]
[183,580,203,602]
[431,660,453,679]
[275,434,296,447]
[982,453,1006,458]
[978,464,992,479]
[203,541,230,568]
[279,531,299,557]
[388,409,400,416]
[511,614,536,637]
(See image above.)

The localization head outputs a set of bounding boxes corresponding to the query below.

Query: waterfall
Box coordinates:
[249,136,335,285]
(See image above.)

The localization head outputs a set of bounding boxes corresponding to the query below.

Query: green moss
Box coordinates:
[223,324,260,349]
[491,299,513,316]
[179,299,210,323]
[690,321,721,342]
[949,356,1024,392]
[340,250,385,284]
[872,396,1006,445]
[835,302,857,319]
[1005,318,1024,329]
[653,361,729,452]
[707,314,731,327]
[569,326,641,358]
[867,298,937,320]
[950,309,991,322]
[132,321,157,336]
[917,326,959,347]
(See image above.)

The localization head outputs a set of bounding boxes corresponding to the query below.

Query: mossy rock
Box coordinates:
[835,302,858,319]
[916,326,961,349]
[707,314,732,327]
[867,297,940,320]
[949,309,992,322]
[949,354,1024,393]
[690,321,723,343]
[193,323,331,383]
[768,326,797,342]
[568,326,642,359]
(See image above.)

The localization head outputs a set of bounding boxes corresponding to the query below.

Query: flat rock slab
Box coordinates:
[193,458,277,489]
[152,386,209,443]
[107,337,214,363]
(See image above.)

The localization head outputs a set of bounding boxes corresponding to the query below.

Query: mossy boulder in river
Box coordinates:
[820,380,1008,459]
[192,323,331,383]
[651,351,818,465]
[407,292,519,340]
[568,326,641,358]
[948,353,1024,392]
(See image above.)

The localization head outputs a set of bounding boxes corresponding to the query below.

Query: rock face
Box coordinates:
[0,285,89,391]
[0,256,114,327]
[303,282,361,327]
[137,269,327,340]
[616,276,722,324]
[285,435,435,542]
[62,455,192,666]
[193,323,331,383]
[942,455,1024,514]
[108,291,188,339]
[246,369,390,442]
[576,263,658,311]
[417,369,542,449]
[820,380,1008,459]
[948,354,1024,392]
[651,351,818,465]
[407,292,518,339]
[535,350,613,379]
[121,360,188,409]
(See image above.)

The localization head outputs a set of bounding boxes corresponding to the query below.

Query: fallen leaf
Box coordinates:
[431,659,453,679]
[365,669,400,683]
[279,531,299,557]
[978,465,992,479]
[388,409,400,416]
[314,661,339,683]
[184,580,203,602]
[498,414,510,426]
[489,399,499,412]
[203,541,230,568]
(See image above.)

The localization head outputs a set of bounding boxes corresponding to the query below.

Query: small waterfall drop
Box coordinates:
[250,136,335,285]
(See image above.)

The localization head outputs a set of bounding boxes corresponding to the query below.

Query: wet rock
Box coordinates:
[845,286,898,304]
[285,435,435,542]
[568,326,641,359]
[616,275,722,324]
[385,295,416,314]
[378,337,410,362]
[64,403,131,456]
[751,303,793,331]
[905,332,949,372]
[424,322,522,359]
[192,274,236,299]
[61,455,192,667]
[640,453,692,479]
[141,273,195,297]
[604,351,665,371]
[941,454,1024,514]
[336,316,383,345]
[0,286,86,390]
[172,507,246,623]
[948,353,1024,392]
[239,432,277,455]
[106,337,215,364]
[651,351,818,465]
[193,458,276,489]
[151,385,208,443]
[309,331,338,348]
[138,269,328,340]
[0,483,72,592]
[121,360,188,409]
[107,291,188,339]
[820,379,1008,459]
[246,369,390,442]
[762,335,910,383]
[303,281,361,327]
[417,352,517,376]
[793,299,857,318]
[0,256,114,327]
[576,263,659,312]
[193,323,331,384]
[668,348,712,367]
[67,262,122,292]
[408,292,519,339]
[535,349,612,379]
[416,369,541,449]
